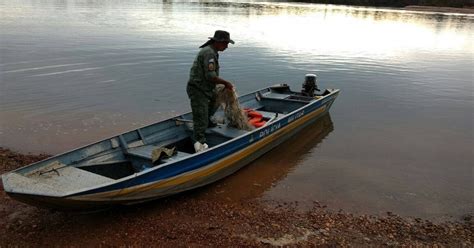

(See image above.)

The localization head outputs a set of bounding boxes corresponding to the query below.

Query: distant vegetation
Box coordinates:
[288,0,473,8]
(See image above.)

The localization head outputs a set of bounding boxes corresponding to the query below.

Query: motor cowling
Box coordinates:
[301,74,319,97]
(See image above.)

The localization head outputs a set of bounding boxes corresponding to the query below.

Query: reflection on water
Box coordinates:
[197,1,471,56]
[198,113,334,201]
[0,0,472,220]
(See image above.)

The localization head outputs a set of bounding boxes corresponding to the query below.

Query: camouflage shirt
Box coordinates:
[187,45,220,98]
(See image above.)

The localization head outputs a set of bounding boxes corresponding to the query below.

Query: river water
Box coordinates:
[0,0,472,220]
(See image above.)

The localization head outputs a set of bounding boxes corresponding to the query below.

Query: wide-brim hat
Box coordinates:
[208,30,234,44]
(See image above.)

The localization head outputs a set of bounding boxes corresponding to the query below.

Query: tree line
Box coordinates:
[288,0,473,8]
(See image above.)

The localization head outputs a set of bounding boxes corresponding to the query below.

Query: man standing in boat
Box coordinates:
[187,30,234,153]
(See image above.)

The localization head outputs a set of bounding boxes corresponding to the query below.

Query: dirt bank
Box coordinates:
[0,148,472,246]
[404,5,474,14]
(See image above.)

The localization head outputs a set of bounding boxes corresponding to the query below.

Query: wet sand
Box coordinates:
[404,5,474,14]
[0,148,472,246]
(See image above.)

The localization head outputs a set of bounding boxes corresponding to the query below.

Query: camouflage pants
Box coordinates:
[187,87,217,143]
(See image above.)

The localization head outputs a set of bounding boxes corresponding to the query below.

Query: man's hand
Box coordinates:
[211,77,234,91]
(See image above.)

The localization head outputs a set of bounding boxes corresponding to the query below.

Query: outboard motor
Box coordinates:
[301,73,320,97]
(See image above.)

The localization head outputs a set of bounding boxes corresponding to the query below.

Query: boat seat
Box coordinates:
[207,125,250,138]
[127,145,159,160]
[207,110,279,139]
[264,92,289,99]
[126,145,190,162]
[257,110,278,120]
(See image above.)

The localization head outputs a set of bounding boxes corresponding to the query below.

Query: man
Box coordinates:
[187,30,234,152]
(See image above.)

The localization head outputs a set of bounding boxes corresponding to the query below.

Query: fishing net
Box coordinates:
[216,85,254,131]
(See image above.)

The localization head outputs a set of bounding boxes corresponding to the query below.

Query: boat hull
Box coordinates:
[4,88,339,210]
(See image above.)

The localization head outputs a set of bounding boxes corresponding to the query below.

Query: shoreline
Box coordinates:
[403,5,474,14]
[0,147,472,246]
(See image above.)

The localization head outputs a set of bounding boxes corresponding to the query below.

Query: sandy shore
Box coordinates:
[404,5,474,14]
[0,147,472,246]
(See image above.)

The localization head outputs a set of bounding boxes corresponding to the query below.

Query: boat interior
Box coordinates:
[10,86,333,192]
